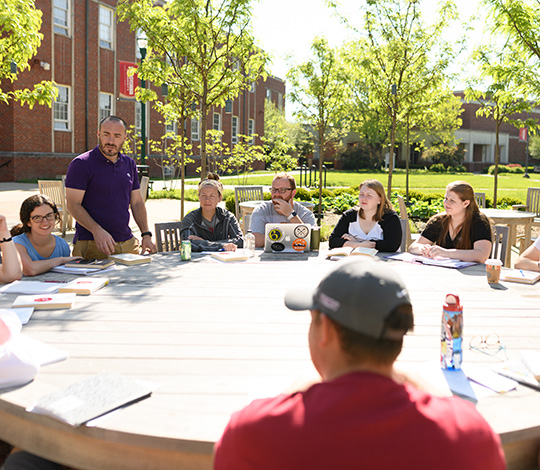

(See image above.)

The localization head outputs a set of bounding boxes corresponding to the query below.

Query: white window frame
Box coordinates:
[99,92,113,122]
[213,112,221,131]
[99,5,114,50]
[53,0,70,36]
[54,85,70,131]
[250,82,255,93]
[232,116,238,144]
[191,118,200,141]
[165,121,177,136]
[248,119,254,144]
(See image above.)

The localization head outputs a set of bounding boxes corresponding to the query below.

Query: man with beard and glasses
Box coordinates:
[249,173,316,247]
[65,116,156,259]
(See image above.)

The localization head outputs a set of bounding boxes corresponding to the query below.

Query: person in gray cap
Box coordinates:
[214,259,505,470]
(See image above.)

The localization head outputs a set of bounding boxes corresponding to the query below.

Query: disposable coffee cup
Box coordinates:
[485,259,503,284]
[311,226,321,251]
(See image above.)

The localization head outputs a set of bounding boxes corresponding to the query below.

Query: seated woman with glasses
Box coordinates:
[180,173,243,252]
[10,195,80,276]
[329,179,402,252]
[409,181,492,263]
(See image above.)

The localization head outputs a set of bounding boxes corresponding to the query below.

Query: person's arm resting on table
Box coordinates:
[66,187,117,256]
[130,189,157,254]
[515,243,540,271]
[410,236,491,263]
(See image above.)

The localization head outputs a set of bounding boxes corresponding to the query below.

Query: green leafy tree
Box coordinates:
[336,0,459,197]
[465,47,536,207]
[117,0,268,180]
[262,100,298,172]
[287,37,346,223]
[530,134,540,159]
[219,134,265,184]
[0,0,57,106]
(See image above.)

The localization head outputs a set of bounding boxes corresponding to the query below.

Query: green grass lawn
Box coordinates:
[183,170,540,202]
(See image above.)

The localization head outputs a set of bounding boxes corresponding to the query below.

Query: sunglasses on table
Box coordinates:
[468,333,508,360]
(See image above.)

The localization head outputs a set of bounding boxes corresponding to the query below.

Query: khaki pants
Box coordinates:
[72,237,141,260]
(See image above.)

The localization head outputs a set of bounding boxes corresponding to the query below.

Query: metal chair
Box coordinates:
[491,225,509,266]
[234,186,264,232]
[474,192,486,208]
[155,221,182,252]
[38,179,73,237]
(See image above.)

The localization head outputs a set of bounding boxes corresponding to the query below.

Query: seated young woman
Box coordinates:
[0,214,22,283]
[409,181,492,263]
[180,173,244,252]
[328,179,402,252]
[515,238,540,272]
[11,195,80,276]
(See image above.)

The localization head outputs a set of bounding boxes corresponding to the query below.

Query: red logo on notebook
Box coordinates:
[35,297,52,302]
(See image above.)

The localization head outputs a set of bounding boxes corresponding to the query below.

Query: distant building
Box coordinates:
[0,0,285,182]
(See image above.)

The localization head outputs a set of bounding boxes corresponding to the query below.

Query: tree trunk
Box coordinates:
[387,110,397,199]
[180,116,186,220]
[405,116,410,203]
[318,125,324,227]
[494,120,500,208]
[200,87,208,180]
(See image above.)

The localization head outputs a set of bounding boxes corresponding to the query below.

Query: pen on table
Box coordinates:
[520,269,525,277]
[43,280,68,283]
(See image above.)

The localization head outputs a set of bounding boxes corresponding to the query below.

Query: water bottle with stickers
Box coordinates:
[244,230,255,258]
[440,294,463,370]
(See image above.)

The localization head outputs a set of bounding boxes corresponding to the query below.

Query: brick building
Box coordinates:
[0,0,285,182]
[454,92,540,172]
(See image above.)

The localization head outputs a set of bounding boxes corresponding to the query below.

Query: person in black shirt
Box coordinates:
[409,181,492,263]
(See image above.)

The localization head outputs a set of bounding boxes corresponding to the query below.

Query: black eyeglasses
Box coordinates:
[30,212,56,223]
[468,333,508,360]
[270,188,293,194]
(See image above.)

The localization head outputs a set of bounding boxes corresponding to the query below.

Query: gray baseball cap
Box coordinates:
[284,259,412,339]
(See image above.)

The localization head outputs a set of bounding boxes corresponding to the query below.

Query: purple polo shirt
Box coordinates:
[65,146,140,242]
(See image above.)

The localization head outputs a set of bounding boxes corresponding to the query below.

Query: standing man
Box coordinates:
[214,260,506,470]
[65,116,156,259]
[249,172,316,247]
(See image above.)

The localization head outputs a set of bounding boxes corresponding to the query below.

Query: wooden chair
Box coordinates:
[513,187,540,220]
[399,219,409,253]
[140,176,150,203]
[38,179,72,237]
[155,221,182,252]
[234,186,264,232]
[474,192,486,208]
[397,196,412,249]
[492,225,509,266]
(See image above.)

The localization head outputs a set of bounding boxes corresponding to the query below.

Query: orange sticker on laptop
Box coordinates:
[292,238,307,251]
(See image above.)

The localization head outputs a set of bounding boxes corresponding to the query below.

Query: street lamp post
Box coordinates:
[137,37,147,165]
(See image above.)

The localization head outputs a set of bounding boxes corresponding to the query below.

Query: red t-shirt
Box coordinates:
[214,371,506,470]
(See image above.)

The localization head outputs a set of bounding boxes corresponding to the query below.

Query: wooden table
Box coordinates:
[1,253,540,469]
[481,208,536,265]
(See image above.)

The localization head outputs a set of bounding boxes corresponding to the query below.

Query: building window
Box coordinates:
[266,89,272,101]
[135,102,141,135]
[278,93,283,110]
[53,0,69,36]
[99,5,113,49]
[213,112,221,131]
[250,82,255,93]
[54,86,70,130]
[191,118,200,141]
[99,93,113,122]
[232,116,238,144]
[165,121,177,135]
[248,119,254,143]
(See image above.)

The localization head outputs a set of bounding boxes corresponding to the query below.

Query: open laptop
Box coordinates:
[264,223,311,253]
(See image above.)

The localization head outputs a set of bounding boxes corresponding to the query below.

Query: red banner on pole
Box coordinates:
[119,61,138,99]
[519,127,528,142]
